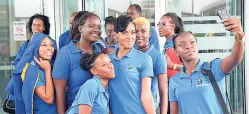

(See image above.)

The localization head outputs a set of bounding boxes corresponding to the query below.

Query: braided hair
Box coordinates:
[70,12,100,41]
[80,53,101,72]
[69,11,88,41]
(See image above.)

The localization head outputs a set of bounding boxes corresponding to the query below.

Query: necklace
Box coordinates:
[138,44,150,51]
[76,42,93,53]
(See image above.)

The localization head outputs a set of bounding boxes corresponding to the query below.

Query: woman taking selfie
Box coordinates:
[169,18,245,114]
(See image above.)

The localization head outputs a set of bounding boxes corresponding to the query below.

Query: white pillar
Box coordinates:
[245,0,249,113]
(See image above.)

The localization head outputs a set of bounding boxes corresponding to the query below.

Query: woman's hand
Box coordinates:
[224,18,244,39]
[34,56,51,72]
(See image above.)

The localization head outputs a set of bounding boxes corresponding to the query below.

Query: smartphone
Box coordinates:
[217,8,231,20]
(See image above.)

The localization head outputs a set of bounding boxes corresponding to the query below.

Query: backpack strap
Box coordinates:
[201,62,230,114]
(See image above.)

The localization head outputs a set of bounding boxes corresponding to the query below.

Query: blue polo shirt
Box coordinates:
[34,69,57,114]
[169,59,227,114]
[108,48,154,114]
[95,37,118,49]
[162,35,175,54]
[150,27,160,51]
[52,41,102,108]
[66,76,109,114]
[145,45,167,97]
[59,30,70,49]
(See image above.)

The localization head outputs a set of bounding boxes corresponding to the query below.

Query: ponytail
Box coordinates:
[163,13,184,34]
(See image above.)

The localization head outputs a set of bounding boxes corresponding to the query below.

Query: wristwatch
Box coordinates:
[236,35,245,43]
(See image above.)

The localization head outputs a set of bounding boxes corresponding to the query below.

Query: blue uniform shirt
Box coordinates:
[34,69,57,114]
[66,76,109,114]
[169,59,227,114]
[150,27,160,51]
[145,45,167,97]
[52,41,102,108]
[95,37,118,49]
[108,48,154,114]
[59,30,70,49]
[162,35,174,54]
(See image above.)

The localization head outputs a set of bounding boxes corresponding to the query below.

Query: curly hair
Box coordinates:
[114,15,134,33]
[70,12,100,41]
[80,52,101,72]
[28,14,50,35]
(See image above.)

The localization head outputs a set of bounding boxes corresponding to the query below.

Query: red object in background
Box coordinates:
[165,48,183,78]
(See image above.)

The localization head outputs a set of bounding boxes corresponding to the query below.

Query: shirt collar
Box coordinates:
[105,37,118,47]
[179,60,204,79]
[164,34,177,49]
[145,45,155,55]
[93,76,105,92]
[113,47,135,60]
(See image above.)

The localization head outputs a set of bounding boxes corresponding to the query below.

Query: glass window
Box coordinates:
[60,0,79,32]
[85,0,105,20]
[0,0,49,113]
[132,0,155,26]
[177,0,245,113]
[108,0,130,17]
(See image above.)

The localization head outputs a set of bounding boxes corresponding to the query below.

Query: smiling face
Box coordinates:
[135,24,150,48]
[174,32,198,62]
[38,37,54,61]
[79,16,101,43]
[91,54,115,79]
[133,17,151,49]
[32,18,45,34]
[116,22,136,49]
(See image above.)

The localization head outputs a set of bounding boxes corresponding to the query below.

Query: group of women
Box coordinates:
[7,6,245,114]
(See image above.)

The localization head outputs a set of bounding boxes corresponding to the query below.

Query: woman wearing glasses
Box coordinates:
[157,12,184,79]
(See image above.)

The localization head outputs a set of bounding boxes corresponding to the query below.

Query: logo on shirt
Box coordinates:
[127,64,136,72]
[196,77,210,87]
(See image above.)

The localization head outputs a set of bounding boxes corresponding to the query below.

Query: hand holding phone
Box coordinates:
[217,8,231,20]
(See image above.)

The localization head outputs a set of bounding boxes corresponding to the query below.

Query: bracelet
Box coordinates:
[235,36,245,44]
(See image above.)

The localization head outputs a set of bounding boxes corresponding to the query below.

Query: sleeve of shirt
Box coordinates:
[77,81,98,107]
[59,34,64,49]
[211,58,228,81]
[140,54,154,78]
[149,27,160,51]
[13,41,28,66]
[169,79,177,101]
[35,73,45,88]
[52,48,70,80]
[154,54,167,76]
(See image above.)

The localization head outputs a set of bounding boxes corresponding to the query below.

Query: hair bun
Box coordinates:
[80,52,101,72]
